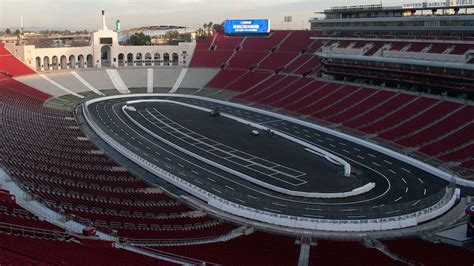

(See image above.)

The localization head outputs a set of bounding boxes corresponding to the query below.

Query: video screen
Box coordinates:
[224,19,270,35]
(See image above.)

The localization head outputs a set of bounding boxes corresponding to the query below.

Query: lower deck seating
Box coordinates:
[0,191,64,234]
[0,77,237,241]
[227,51,269,69]
[0,233,169,265]
[309,240,401,266]
[244,75,299,102]
[226,71,272,92]
[205,69,247,89]
[156,231,300,266]
[189,50,233,68]
[382,238,473,265]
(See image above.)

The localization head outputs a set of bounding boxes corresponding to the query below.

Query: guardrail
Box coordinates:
[0,221,69,240]
[0,164,119,239]
[83,95,460,231]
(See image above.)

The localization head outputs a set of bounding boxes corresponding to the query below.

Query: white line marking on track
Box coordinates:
[368,153,376,158]
[207,178,215,182]
[401,177,407,184]
[389,169,397,174]
[272,202,287,207]
[418,178,424,184]
[372,205,384,208]
[384,160,392,165]
[212,188,222,194]
[305,207,322,211]
[353,147,361,152]
[372,162,380,166]
[340,208,357,212]
[247,195,258,200]
[401,167,411,173]
[225,185,235,191]
[394,196,403,202]
[423,189,426,195]
[264,208,281,213]
[412,200,420,206]
[303,214,324,218]
[405,187,409,193]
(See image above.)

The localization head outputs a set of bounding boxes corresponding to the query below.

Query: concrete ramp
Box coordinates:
[39,74,84,98]
[71,71,105,96]
[106,69,130,94]
[169,68,188,93]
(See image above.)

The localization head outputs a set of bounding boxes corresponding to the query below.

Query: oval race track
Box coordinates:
[83,94,450,226]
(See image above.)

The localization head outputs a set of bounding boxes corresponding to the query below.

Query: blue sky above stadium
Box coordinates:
[0,0,423,30]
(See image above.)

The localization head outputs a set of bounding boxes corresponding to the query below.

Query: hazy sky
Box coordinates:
[0,0,423,31]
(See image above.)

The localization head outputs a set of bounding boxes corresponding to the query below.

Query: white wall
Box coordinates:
[7,30,195,72]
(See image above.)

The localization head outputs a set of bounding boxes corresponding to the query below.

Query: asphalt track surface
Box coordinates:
[86,95,448,220]
[126,102,364,193]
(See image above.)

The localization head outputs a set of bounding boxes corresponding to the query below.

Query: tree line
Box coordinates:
[196,22,224,40]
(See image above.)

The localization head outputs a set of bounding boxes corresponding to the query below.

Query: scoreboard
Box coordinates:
[224,19,270,35]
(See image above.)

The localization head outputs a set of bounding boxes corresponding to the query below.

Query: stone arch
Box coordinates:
[163,53,170,66]
[86,54,93,68]
[35,57,42,71]
[78,55,85,68]
[154,53,161,66]
[60,55,67,69]
[101,45,111,67]
[172,53,179,66]
[118,53,125,67]
[69,55,76,69]
[145,53,152,66]
[43,57,50,70]
[136,53,143,66]
[52,56,59,70]
[127,53,134,66]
